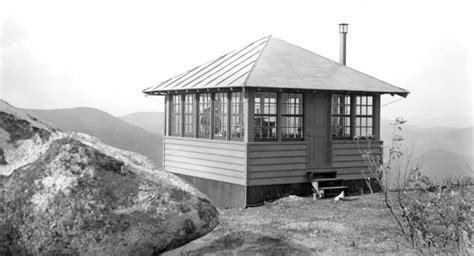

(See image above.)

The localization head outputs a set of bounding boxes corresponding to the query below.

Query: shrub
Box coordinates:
[362,117,473,254]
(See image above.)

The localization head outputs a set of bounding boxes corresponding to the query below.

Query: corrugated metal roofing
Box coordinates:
[144,36,409,97]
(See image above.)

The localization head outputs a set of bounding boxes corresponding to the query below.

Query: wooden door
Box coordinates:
[307,92,331,167]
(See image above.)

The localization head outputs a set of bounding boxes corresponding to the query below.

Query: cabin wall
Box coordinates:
[246,142,308,186]
[245,140,382,185]
[332,140,383,180]
[163,137,247,186]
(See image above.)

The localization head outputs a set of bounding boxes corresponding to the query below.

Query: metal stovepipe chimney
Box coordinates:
[339,23,349,65]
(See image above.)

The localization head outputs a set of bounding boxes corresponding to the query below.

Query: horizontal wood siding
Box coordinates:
[332,140,383,180]
[247,142,307,186]
[164,137,246,185]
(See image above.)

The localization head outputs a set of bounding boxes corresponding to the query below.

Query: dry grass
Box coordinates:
[164,193,421,255]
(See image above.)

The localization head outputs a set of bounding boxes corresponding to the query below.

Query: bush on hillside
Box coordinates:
[361,117,473,254]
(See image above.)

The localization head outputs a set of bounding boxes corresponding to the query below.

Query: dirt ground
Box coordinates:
[164,193,420,255]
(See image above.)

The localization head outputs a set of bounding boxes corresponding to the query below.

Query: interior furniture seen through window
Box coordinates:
[214,92,228,139]
[254,92,277,141]
[231,92,244,140]
[198,93,211,138]
[281,93,304,141]
[331,94,351,139]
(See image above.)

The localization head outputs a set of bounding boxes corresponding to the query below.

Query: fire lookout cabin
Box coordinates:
[144,26,409,208]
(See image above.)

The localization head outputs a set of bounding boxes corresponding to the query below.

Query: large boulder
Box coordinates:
[0,100,218,255]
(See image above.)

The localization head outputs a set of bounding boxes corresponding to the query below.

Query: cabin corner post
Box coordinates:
[194,93,199,138]
[243,90,250,143]
[277,92,283,142]
[180,94,185,137]
[166,95,171,137]
[164,95,167,136]
[374,94,381,140]
[246,90,255,142]
[210,93,215,139]
[350,94,356,139]
[226,92,231,141]
[304,91,310,143]
[327,91,334,165]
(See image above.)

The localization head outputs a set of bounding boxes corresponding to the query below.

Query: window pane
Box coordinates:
[331,94,352,139]
[231,92,244,140]
[184,94,195,136]
[254,92,278,141]
[281,92,304,141]
[354,95,375,138]
[367,128,373,136]
[214,93,227,139]
[170,95,182,136]
[198,93,211,138]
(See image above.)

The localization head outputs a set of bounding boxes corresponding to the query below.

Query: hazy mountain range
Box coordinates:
[22,108,473,180]
[380,119,473,179]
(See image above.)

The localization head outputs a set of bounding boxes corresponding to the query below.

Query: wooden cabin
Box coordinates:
[143,28,409,208]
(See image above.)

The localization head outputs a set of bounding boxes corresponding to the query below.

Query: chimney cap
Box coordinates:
[339,23,349,33]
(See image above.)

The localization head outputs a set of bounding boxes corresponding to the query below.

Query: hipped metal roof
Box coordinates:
[143,36,409,97]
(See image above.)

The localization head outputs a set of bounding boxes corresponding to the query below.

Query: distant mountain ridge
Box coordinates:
[119,111,164,135]
[23,107,163,166]
[380,119,473,179]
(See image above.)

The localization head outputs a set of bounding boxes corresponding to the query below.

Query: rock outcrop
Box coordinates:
[0,100,218,255]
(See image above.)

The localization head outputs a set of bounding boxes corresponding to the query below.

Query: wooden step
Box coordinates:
[319,186,348,191]
[307,171,338,180]
[312,178,343,182]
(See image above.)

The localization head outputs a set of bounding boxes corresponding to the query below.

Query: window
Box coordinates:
[231,92,245,140]
[184,94,195,136]
[198,93,211,138]
[214,92,227,139]
[281,93,304,141]
[331,94,351,139]
[254,92,277,141]
[355,96,374,138]
[170,94,182,136]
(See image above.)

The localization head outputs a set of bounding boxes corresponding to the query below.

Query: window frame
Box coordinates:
[183,94,195,137]
[230,92,245,141]
[213,92,228,140]
[254,91,278,142]
[354,95,375,139]
[198,93,211,139]
[331,93,378,140]
[331,94,352,140]
[170,94,182,136]
[281,92,304,141]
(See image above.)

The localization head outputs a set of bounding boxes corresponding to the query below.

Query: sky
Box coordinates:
[1,0,473,128]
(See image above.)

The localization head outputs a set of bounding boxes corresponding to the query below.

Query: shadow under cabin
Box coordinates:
[143,25,409,208]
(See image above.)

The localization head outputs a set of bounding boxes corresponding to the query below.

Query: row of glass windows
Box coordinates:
[170,92,245,140]
[170,92,375,141]
[331,94,375,139]
[169,91,305,142]
[254,92,304,141]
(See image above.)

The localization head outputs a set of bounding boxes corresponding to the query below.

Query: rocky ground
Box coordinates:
[0,99,218,255]
[165,194,422,255]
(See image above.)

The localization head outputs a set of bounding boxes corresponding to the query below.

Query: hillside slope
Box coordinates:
[23,107,163,166]
[120,111,164,135]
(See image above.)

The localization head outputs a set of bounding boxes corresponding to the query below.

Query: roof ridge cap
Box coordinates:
[243,35,272,87]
